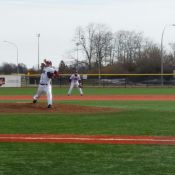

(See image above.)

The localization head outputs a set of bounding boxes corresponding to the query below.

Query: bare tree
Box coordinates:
[0,63,17,74]
[93,24,113,75]
[58,60,69,74]
[74,23,113,71]
[113,30,143,64]
[135,41,161,73]
[18,63,28,74]
[72,23,175,74]
[169,43,175,58]
[74,24,96,70]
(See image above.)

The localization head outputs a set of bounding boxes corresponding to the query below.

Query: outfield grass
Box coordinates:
[0,143,175,175]
[0,87,175,95]
[0,87,175,174]
[0,106,175,136]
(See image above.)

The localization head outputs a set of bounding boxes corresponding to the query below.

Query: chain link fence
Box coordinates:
[20,74,175,88]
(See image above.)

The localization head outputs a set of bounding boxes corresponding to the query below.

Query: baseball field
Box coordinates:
[0,87,175,174]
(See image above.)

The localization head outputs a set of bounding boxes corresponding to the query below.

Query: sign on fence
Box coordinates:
[0,75,21,87]
[82,74,88,79]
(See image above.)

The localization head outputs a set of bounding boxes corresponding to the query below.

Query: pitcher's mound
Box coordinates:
[0,103,119,114]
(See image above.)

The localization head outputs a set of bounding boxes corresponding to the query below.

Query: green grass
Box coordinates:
[0,143,175,175]
[1,87,175,95]
[61,100,175,111]
[0,87,175,174]
[0,108,175,136]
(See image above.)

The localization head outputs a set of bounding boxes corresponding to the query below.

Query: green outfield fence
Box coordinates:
[21,73,175,87]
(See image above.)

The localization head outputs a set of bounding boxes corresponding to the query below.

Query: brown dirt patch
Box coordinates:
[0,103,119,114]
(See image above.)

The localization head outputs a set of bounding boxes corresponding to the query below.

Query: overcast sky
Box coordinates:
[0,0,175,68]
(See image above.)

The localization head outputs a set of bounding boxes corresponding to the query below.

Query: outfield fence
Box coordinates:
[21,73,175,88]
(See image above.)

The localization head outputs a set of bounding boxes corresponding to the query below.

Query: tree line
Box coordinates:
[1,23,175,75]
[67,23,175,74]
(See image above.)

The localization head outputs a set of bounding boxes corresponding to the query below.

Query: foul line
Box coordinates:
[0,135,175,145]
[0,136,175,142]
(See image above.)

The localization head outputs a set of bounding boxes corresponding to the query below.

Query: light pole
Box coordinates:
[37,33,40,70]
[160,24,175,86]
[3,40,19,74]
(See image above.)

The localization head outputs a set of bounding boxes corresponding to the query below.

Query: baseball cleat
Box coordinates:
[33,99,37,103]
[48,104,52,108]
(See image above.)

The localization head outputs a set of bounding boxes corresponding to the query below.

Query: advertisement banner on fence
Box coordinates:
[0,75,21,87]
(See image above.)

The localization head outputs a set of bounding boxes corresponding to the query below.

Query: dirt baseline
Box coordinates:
[0,103,119,113]
[0,134,175,145]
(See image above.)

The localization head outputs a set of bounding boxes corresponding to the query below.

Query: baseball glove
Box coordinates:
[47,71,59,79]
[47,72,54,79]
[53,70,59,78]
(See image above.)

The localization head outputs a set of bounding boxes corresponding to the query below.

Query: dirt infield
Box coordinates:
[1,94,175,101]
[1,94,173,113]
[0,103,118,113]
[0,134,175,145]
[2,94,171,114]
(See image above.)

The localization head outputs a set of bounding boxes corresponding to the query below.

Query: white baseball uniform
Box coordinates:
[33,66,56,105]
[68,73,83,95]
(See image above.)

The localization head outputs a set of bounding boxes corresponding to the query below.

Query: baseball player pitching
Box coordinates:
[67,70,83,96]
[33,59,59,108]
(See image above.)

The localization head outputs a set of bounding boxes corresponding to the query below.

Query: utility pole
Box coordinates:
[37,33,40,70]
